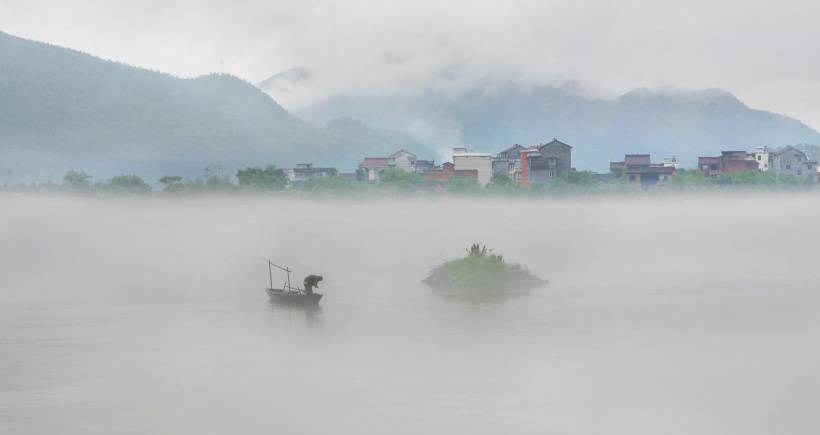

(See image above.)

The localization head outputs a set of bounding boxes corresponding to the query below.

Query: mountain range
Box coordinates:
[0,31,429,182]
[261,70,820,170]
[2,29,819,182]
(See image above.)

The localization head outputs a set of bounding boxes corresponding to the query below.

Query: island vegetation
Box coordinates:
[423,244,546,299]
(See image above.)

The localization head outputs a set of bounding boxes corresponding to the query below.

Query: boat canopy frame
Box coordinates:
[268,260,305,293]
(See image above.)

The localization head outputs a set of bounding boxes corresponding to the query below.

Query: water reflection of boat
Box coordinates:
[267,300,323,324]
[265,260,323,305]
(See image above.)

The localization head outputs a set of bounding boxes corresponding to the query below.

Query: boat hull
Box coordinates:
[266,288,323,305]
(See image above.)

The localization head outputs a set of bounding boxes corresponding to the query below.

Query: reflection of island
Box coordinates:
[424,244,547,302]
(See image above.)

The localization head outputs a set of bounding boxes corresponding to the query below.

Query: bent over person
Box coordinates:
[303,275,323,294]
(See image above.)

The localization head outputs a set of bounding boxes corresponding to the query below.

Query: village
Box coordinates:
[287,139,820,190]
[7,139,819,194]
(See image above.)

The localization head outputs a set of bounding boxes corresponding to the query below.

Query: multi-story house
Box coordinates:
[698,151,759,176]
[526,139,572,184]
[611,154,676,186]
[769,146,817,181]
[514,139,573,186]
[492,144,525,183]
[751,147,770,171]
[358,149,419,182]
[388,149,418,172]
[453,147,493,186]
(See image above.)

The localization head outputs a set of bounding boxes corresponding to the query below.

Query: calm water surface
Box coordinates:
[2,196,819,434]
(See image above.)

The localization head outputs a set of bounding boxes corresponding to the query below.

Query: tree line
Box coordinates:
[2,165,817,197]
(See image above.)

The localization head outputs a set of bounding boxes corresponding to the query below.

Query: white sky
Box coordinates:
[2,0,820,129]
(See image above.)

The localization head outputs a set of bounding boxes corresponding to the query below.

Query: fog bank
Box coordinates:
[2,195,819,434]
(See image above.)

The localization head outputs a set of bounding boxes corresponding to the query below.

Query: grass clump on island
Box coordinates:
[424,244,546,294]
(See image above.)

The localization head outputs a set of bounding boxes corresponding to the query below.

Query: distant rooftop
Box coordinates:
[453,146,492,157]
[360,157,394,168]
[624,154,651,166]
[541,138,572,149]
[454,152,493,157]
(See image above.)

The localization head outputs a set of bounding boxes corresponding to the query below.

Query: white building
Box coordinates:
[662,156,679,169]
[286,163,335,183]
[388,149,418,172]
[752,146,770,171]
[453,147,493,186]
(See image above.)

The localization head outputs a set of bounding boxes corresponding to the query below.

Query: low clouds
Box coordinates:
[2,0,820,127]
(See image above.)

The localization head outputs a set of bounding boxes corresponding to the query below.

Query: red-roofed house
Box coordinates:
[698,151,759,176]
[625,154,651,166]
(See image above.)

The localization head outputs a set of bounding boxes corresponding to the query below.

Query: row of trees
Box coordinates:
[4,165,817,197]
[46,167,539,195]
[62,171,152,194]
[302,169,624,195]
[56,166,292,194]
[666,169,815,188]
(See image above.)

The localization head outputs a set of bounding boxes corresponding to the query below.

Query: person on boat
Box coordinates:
[303,275,323,294]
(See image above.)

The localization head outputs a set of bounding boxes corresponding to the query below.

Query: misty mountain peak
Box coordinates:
[257,67,313,92]
[0,32,431,180]
[618,87,743,107]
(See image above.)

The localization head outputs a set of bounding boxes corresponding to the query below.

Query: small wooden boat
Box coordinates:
[265,260,323,305]
[266,288,323,305]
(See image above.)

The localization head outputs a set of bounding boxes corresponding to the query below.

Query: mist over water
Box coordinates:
[2,195,820,434]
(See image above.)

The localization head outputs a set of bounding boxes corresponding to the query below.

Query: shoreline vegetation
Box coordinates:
[424,244,546,299]
[1,167,819,198]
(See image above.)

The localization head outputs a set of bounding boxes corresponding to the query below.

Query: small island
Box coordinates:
[424,244,547,297]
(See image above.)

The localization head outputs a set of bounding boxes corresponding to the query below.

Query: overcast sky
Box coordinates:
[2,0,820,128]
